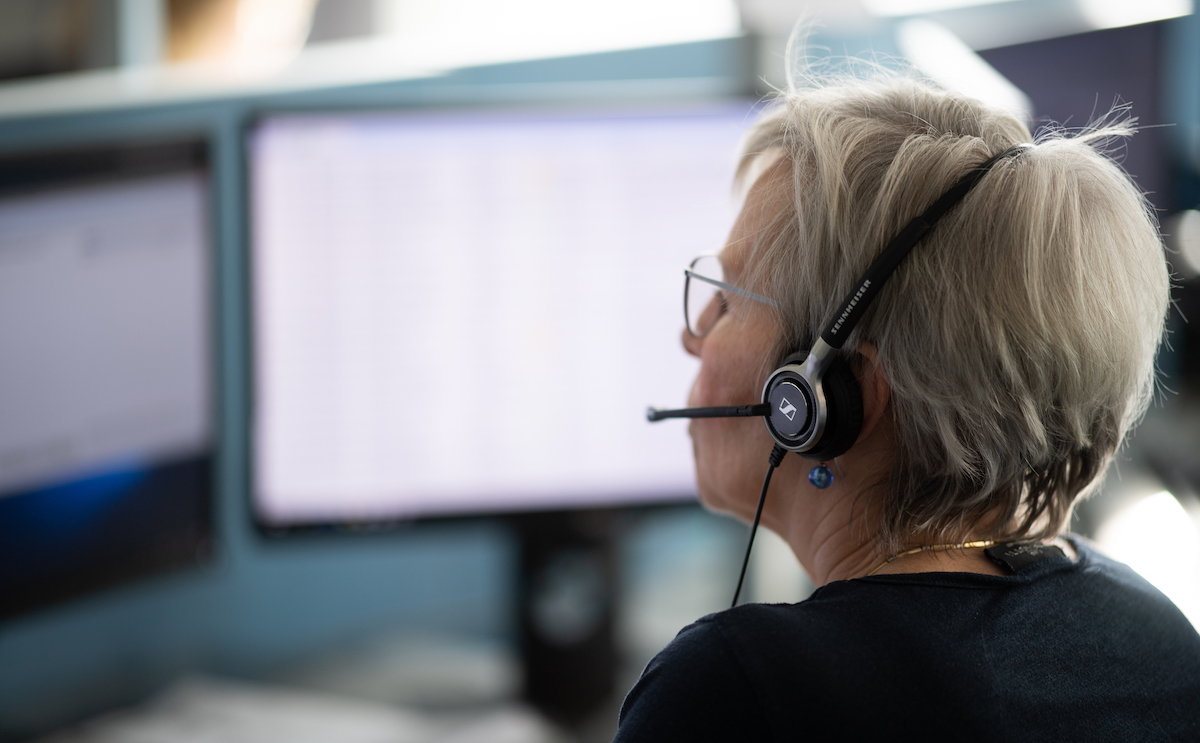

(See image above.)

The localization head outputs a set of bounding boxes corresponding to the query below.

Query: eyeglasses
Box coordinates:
[684,254,777,338]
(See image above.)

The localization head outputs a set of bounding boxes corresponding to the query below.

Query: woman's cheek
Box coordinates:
[690,417,751,517]
[689,345,737,408]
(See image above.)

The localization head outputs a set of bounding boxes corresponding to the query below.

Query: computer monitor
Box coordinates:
[249,102,755,527]
[0,140,214,619]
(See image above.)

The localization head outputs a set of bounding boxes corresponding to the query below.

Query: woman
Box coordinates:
[617,73,1200,740]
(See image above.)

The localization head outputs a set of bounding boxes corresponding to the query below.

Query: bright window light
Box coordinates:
[750,527,813,604]
[895,20,1032,122]
[1166,210,1200,279]
[236,0,318,59]
[1078,0,1193,31]
[1096,490,1200,628]
[863,0,1021,16]
[373,0,742,69]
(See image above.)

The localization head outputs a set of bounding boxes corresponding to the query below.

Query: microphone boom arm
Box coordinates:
[646,404,770,422]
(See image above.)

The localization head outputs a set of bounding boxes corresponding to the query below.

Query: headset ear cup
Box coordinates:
[799,355,863,462]
[781,351,808,368]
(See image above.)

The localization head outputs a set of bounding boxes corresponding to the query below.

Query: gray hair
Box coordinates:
[736,74,1170,554]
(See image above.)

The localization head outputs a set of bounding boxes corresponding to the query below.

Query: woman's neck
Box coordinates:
[761,453,886,586]
[757,413,1010,585]
[767,472,1010,584]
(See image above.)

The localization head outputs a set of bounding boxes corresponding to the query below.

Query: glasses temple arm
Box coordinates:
[685,270,777,308]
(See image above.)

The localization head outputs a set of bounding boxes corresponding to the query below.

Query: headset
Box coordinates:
[648,144,1030,605]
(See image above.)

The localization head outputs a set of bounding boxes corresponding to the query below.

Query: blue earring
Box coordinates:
[808,463,833,489]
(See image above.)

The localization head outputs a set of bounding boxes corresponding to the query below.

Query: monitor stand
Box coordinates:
[514,508,618,728]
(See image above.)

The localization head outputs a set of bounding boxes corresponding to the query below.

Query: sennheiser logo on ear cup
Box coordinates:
[767,380,810,439]
[778,397,798,421]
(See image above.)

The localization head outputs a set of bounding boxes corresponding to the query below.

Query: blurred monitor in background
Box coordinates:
[0,140,214,619]
[249,103,754,528]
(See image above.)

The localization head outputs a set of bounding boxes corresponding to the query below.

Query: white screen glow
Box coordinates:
[250,105,754,524]
[0,174,212,496]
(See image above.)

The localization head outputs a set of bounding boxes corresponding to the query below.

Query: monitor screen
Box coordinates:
[0,141,213,618]
[250,104,754,526]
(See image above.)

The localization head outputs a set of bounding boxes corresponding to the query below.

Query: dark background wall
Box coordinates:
[980,21,1170,213]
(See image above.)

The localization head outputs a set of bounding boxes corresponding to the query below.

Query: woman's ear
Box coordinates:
[852,343,891,442]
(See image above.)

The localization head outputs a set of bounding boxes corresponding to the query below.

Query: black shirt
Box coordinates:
[614,537,1200,741]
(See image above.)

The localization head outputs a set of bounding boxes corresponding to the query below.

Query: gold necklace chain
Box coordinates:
[866,540,996,577]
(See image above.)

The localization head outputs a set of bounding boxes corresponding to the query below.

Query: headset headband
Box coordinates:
[762,143,1033,454]
[818,144,1032,353]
